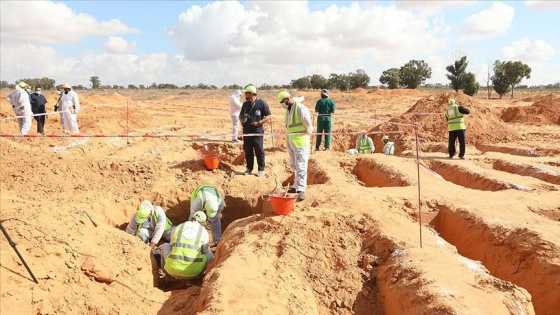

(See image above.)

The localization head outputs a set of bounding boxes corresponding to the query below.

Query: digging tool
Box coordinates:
[0,222,38,284]
[270,118,275,148]
[83,211,98,227]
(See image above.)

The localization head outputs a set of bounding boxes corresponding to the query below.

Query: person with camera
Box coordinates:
[239,85,271,177]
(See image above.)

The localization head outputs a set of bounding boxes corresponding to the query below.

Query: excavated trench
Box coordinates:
[492,160,560,185]
[430,205,560,315]
[351,158,414,187]
[427,160,528,191]
[282,158,330,187]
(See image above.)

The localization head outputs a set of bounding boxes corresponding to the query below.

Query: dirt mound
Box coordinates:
[372,92,521,152]
[501,94,560,124]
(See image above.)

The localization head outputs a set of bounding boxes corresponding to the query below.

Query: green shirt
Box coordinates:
[315,98,335,122]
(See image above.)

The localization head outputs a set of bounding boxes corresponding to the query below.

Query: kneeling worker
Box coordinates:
[126,200,174,249]
[190,184,225,246]
[161,211,213,279]
[355,131,374,154]
[382,135,395,155]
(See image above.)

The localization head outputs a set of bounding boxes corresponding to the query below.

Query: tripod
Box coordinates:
[0,221,38,283]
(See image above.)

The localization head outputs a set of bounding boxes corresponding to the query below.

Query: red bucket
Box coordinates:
[204,155,220,170]
[269,194,297,215]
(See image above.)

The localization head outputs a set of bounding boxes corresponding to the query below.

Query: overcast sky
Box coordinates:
[1,0,559,88]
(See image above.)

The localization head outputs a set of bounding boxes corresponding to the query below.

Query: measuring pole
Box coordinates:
[0,222,38,283]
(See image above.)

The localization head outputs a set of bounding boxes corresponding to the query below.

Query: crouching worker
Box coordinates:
[355,131,374,154]
[161,211,213,279]
[126,200,174,249]
[190,184,225,247]
[382,135,395,155]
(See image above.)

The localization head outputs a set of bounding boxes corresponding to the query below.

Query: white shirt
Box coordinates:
[58,90,80,114]
[229,92,242,116]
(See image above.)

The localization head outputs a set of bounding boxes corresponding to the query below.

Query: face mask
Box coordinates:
[26,88,31,93]
[281,103,288,109]
[36,91,42,95]
[57,91,62,95]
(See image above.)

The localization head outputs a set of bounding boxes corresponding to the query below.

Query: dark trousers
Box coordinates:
[315,120,331,150]
[448,129,466,158]
[33,105,46,133]
[243,136,265,171]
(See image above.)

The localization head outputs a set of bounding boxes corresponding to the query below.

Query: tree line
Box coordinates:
[1,58,545,99]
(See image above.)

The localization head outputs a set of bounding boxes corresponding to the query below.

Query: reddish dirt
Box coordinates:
[501,94,560,124]
[1,88,559,315]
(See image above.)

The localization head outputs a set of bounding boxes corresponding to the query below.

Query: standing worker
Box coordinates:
[160,211,213,279]
[314,89,335,151]
[126,200,174,249]
[229,89,243,142]
[57,83,80,133]
[6,82,33,135]
[30,87,48,134]
[277,91,314,202]
[445,98,470,159]
[355,131,374,154]
[239,85,271,177]
[382,135,395,155]
[189,184,225,247]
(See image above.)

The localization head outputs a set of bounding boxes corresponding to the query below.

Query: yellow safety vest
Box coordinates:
[164,222,206,278]
[358,135,372,154]
[285,103,309,148]
[190,185,223,218]
[446,105,466,131]
[153,207,173,230]
[383,142,395,155]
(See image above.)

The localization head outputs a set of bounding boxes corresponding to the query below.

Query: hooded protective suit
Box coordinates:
[284,98,314,193]
[58,89,80,133]
[229,90,243,141]
[6,85,32,135]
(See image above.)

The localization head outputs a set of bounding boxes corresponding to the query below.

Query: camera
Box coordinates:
[242,114,251,125]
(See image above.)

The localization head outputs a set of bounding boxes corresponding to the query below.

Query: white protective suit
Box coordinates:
[6,86,32,135]
[286,98,314,192]
[229,90,243,141]
[125,205,172,244]
[58,90,80,133]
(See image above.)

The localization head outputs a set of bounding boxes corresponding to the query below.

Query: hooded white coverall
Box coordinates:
[58,90,80,133]
[6,86,32,135]
[125,205,172,244]
[229,90,243,141]
[285,101,314,192]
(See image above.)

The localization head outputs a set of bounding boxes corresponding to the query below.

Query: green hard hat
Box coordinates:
[382,135,389,141]
[243,85,257,94]
[276,91,291,103]
[135,201,152,223]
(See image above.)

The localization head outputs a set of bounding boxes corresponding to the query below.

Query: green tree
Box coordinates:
[349,69,370,90]
[0,80,8,88]
[90,76,101,89]
[398,60,432,89]
[309,74,327,90]
[491,60,510,98]
[17,77,56,90]
[446,56,468,92]
[128,84,137,89]
[327,73,350,91]
[462,72,479,96]
[501,60,531,98]
[379,68,400,89]
[291,76,311,90]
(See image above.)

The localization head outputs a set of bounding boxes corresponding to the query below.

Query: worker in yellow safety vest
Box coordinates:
[189,184,225,247]
[277,91,314,202]
[160,211,213,279]
[126,200,174,249]
[382,135,395,155]
[445,98,470,159]
[355,131,374,154]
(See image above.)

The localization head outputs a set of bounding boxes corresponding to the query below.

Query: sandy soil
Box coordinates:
[1,88,559,315]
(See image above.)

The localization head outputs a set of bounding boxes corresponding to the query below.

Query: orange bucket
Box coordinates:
[269,194,297,215]
[204,155,220,170]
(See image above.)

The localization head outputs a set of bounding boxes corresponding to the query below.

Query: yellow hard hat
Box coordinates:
[135,201,153,223]
[382,135,389,141]
[193,211,207,223]
[448,98,456,105]
[18,81,29,88]
[277,91,291,103]
[243,85,257,94]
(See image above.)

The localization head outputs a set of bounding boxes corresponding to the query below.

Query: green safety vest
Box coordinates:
[164,222,206,278]
[383,142,395,155]
[285,103,309,148]
[358,135,372,154]
[446,105,466,131]
[190,185,223,218]
[153,207,173,231]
